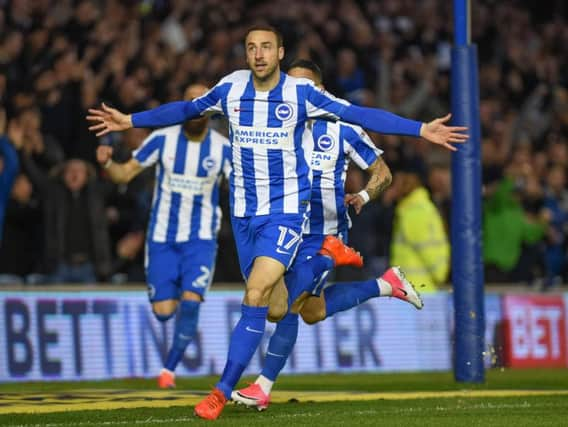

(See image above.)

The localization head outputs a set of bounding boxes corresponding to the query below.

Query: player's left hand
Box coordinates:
[345,193,365,215]
[420,113,468,152]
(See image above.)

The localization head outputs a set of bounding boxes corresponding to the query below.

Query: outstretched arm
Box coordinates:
[87,80,228,137]
[340,107,467,152]
[304,85,468,151]
[87,101,200,137]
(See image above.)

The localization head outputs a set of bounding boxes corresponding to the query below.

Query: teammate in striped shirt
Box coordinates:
[87,26,467,420]
[95,84,231,389]
[233,60,423,410]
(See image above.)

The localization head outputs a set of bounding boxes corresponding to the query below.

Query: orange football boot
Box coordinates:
[319,235,363,268]
[194,388,228,420]
[157,369,175,389]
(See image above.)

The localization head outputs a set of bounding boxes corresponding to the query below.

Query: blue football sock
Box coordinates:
[261,313,299,381]
[164,300,200,372]
[324,279,379,318]
[285,254,334,305]
[216,304,268,399]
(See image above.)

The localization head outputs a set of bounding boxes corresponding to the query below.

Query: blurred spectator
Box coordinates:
[427,163,451,230]
[389,164,450,292]
[0,173,43,283]
[335,48,367,103]
[101,128,153,282]
[17,106,65,170]
[24,156,111,283]
[483,175,548,283]
[0,109,21,245]
[542,165,568,287]
[481,138,505,193]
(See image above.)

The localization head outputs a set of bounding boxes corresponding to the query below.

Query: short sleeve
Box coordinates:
[303,81,351,120]
[132,132,164,167]
[193,73,236,116]
[343,124,382,170]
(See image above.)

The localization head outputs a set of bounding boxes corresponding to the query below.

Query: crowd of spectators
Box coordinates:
[0,0,567,289]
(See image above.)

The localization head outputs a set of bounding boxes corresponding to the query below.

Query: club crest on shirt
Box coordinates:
[202,156,216,171]
[275,102,294,121]
[317,134,335,152]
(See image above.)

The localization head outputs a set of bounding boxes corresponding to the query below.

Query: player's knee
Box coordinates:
[152,300,178,322]
[244,287,271,306]
[153,310,175,322]
[267,304,287,323]
[300,306,326,325]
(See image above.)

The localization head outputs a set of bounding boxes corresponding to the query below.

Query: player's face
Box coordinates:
[183,84,209,134]
[288,67,323,88]
[245,30,284,82]
[184,84,208,101]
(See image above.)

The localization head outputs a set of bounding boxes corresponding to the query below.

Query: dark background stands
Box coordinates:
[0,0,566,286]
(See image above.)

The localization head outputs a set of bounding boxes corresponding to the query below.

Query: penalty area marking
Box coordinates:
[0,389,567,415]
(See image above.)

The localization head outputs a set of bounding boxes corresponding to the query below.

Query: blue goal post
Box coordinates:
[451,0,485,383]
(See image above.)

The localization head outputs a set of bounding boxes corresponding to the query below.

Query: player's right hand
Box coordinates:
[87,103,132,137]
[96,145,114,165]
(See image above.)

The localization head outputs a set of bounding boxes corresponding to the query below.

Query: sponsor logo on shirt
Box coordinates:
[311,151,338,171]
[233,126,294,149]
[168,174,214,195]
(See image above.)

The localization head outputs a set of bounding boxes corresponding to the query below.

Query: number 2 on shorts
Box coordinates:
[192,266,211,288]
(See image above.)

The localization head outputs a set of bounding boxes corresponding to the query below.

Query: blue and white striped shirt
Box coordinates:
[305,121,382,236]
[132,70,421,218]
[133,125,231,243]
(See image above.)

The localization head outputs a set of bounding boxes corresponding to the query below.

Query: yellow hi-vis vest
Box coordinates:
[390,187,450,293]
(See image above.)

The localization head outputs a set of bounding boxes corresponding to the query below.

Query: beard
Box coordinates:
[183,117,208,136]
[252,62,279,82]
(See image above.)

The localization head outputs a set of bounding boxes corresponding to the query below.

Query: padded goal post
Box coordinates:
[451,0,485,383]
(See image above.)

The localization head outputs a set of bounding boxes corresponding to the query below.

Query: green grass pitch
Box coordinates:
[0,369,567,426]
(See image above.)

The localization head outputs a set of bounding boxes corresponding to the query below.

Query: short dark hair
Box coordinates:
[245,25,283,47]
[287,58,323,83]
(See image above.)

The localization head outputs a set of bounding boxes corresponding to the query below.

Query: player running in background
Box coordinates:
[87,26,466,420]
[95,84,231,389]
[233,59,423,410]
